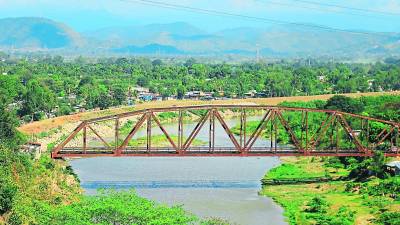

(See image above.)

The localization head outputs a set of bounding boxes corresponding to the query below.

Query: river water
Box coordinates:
[70,116,287,225]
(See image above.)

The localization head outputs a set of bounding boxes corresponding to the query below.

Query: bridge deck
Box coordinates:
[53,147,399,158]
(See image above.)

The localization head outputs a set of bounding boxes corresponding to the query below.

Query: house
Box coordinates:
[133,86,150,96]
[184,91,205,100]
[244,90,257,98]
[385,161,400,176]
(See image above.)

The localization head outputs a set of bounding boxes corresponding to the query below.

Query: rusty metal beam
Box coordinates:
[88,125,111,148]
[117,113,147,154]
[337,114,366,153]
[151,112,178,152]
[52,104,400,158]
[182,110,211,151]
[244,110,272,150]
[275,110,303,152]
[244,110,274,152]
[214,110,242,153]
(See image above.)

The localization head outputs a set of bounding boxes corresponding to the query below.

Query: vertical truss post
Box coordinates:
[115,118,119,152]
[209,109,215,153]
[243,109,247,149]
[83,126,87,154]
[178,110,183,153]
[270,114,274,151]
[239,108,243,148]
[274,116,277,153]
[330,120,334,151]
[395,126,399,154]
[336,118,339,153]
[146,112,151,153]
[301,111,304,149]
[366,120,370,150]
[305,111,309,153]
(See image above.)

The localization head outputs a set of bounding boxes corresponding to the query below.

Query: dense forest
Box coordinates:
[0,55,399,122]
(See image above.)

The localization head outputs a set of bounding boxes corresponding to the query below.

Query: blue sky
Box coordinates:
[0,0,399,32]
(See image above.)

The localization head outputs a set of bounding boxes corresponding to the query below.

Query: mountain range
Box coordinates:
[0,17,399,58]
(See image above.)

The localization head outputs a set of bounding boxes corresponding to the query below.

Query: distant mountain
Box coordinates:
[1,17,399,58]
[0,17,84,49]
[113,44,184,55]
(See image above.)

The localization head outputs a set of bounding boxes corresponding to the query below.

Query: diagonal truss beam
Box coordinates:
[52,122,86,157]
[182,110,211,151]
[214,110,242,152]
[88,125,111,148]
[275,110,303,152]
[376,127,395,147]
[309,113,337,151]
[151,112,178,152]
[244,110,273,152]
[117,113,147,154]
[244,110,271,149]
[337,114,366,153]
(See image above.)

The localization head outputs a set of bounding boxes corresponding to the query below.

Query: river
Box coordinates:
[70,116,287,225]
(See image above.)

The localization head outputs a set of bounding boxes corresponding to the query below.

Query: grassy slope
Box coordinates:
[18,91,400,135]
[261,157,400,225]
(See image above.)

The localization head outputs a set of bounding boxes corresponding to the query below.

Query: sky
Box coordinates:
[0,0,399,32]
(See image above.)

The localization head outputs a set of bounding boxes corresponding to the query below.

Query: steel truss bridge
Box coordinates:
[52,105,400,158]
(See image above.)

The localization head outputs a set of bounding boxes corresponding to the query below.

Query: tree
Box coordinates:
[112,86,126,105]
[19,80,56,121]
[177,85,186,100]
[0,103,25,149]
[324,95,364,114]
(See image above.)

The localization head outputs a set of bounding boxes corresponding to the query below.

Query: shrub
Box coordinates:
[305,197,330,213]
[375,211,400,225]
[0,180,17,214]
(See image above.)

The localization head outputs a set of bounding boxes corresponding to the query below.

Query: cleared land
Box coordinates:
[19,91,400,135]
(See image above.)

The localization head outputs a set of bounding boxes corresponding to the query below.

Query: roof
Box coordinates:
[386,161,400,168]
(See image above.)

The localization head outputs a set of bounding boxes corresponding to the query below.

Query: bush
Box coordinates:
[0,180,17,214]
[305,197,330,213]
[375,211,400,225]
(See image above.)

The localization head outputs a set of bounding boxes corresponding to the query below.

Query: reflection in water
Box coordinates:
[70,116,287,225]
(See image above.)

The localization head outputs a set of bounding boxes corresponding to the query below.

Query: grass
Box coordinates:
[265,157,349,180]
[261,157,400,225]
[125,135,206,147]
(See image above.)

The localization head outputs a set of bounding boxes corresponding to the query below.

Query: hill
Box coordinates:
[0,17,84,50]
[0,17,399,57]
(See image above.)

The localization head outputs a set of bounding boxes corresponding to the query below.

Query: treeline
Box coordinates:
[0,56,399,122]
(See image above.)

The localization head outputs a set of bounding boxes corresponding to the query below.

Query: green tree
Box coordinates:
[324,95,364,113]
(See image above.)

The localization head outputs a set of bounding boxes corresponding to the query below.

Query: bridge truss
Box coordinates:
[51,105,400,158]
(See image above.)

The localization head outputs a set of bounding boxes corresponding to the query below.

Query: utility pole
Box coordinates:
[256,44,260,63]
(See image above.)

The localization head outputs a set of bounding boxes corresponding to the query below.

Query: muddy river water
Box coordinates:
[70,116,287,225]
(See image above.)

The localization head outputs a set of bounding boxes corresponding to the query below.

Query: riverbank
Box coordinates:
[260,157,400,225]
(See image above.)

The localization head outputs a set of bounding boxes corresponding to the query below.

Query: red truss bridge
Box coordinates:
[51,105,400,158]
